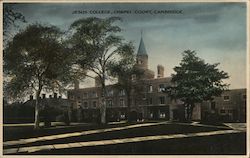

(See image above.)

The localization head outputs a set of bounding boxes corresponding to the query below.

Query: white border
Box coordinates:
[1,0,249,158]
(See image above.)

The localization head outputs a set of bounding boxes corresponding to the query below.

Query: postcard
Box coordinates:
[1,1,249,157]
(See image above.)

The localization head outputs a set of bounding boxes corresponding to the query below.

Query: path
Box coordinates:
[3,121,245,154]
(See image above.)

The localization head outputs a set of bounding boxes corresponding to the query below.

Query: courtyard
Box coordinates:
[3,121,246,155]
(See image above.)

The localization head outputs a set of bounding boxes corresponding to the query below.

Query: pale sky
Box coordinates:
[5,2,247,89]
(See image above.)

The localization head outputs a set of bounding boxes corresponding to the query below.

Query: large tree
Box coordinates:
[4,24,73,129]
[166,50,229,121]
[108,44,144,122]
[69,17,134,124]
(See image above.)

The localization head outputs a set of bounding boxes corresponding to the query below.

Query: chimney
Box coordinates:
[95,76,101,87]
[30,95,33,100]
[42,94,46,99]
[157,65,164,78]
[54,93,57,99]
[74,79,79,89]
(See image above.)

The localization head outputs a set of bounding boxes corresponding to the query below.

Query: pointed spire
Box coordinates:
[137,30,147,56]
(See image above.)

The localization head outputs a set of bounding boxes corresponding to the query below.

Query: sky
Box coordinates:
[5,2,247,89]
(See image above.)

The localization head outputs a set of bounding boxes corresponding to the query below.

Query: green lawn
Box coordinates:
[31,132,246,155]
[4,122,246,155]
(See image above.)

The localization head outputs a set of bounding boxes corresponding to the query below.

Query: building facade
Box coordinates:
[201,89,246,122]
[67,36,246,123]
[4,93,71,123]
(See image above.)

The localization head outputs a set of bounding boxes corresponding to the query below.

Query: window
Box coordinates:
[150,113,153,118]
[107,90,114,97]
[148,98,153,105]
[92,101,97,108]
[92,92,97,98]
[223,95,230,101]
[220,109,225,113]
[83,102,88,108]
[160,113,166,118]
[142,93,146,100]
[119,89,125,96]
[158,84,165,92]
[107,100,113,107]
[120,114,126,119]
[148,85,153,93]
[159,96,165,105]
[120,99,125,107]
[83,93,88,98]
[211,102,216,110]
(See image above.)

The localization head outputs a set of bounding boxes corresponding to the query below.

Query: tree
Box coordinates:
[4,24,73,129]
[69,17,134,124]
[166,50,229,121]
[3,5,27,44]
[108,43,144,122]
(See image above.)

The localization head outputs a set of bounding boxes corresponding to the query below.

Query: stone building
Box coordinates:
[201,88,246,122]
[67,36,246,123]
[4,93,71,123]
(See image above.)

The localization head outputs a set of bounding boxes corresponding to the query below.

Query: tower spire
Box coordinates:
[137,30,147,56]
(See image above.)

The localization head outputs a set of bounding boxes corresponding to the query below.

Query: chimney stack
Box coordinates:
[54,93,57,99]
[42,94,46,99]
[157,65,164,78]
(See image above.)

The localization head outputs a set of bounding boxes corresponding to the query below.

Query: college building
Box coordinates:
[67,36,246,123]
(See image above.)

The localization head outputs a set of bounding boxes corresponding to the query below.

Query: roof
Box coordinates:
[137,36,147,56]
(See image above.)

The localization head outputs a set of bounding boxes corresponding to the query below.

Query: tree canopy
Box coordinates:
[69,17,135,124]
[166,50,229,121]
[4,24,73,128]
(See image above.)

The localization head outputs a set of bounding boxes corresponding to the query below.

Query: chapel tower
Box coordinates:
[135,31,154,79]
[136,32,148,70]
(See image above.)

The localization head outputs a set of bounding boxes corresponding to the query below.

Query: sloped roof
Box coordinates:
[137,37,147,56]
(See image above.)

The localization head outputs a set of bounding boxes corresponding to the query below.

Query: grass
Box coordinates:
[4,121,246,155]
[30,133,246,155]
[5,122,226,149]
[3,121,136,141]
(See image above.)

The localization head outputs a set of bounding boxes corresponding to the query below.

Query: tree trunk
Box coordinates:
[100,81,106,124]
[189,104,194,121]
[100,97,106,124]
[184,104,188,121]
[34,88,42,129]
[185,104,194,122]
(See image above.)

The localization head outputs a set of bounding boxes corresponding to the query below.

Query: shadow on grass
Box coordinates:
[19,132,246,155]
[5,123,227,149]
